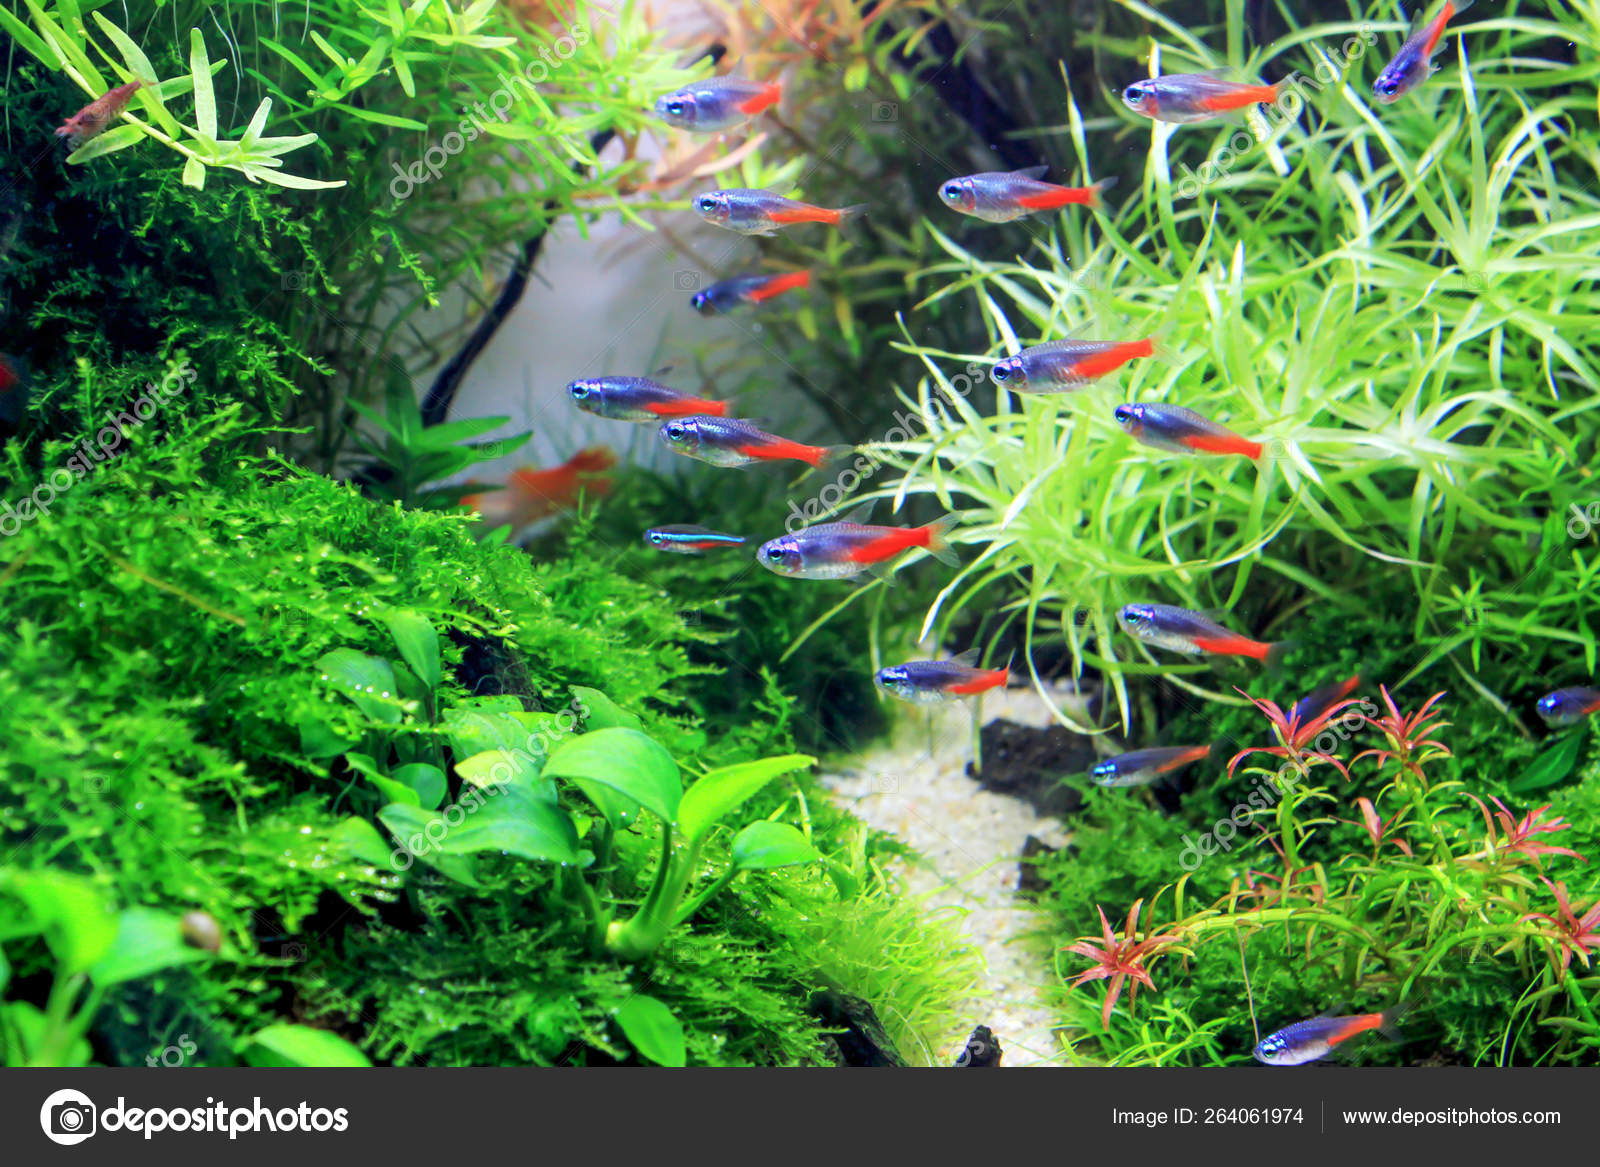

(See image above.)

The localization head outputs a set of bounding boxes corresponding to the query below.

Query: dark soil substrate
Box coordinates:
[966,718,1097,817]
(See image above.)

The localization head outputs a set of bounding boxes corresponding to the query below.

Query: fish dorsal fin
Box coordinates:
[1010,164,1050,180]
[951,647,981,667]
[652,364,674,378]
[839,499,877,525]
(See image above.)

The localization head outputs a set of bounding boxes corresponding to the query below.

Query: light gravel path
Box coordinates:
[821,682,1097,1067]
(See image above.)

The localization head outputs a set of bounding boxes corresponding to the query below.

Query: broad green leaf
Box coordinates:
[188,28,217,140]
[379,785,586,866]
[66,123,145,164]
[329,102,427,131]
[3,871,117,976]
[1509,731,1588,794]
[297,712,350,760]
[91,12,159,83]
[316,649,404,724]
[615,995,686,1067]
[181,155,204,188]
[250,168,346,190]
[377,610,440,691]
[392,763,446,810]
[344,752,419,807]
[90,908,209,987]
[677,755,815,843]
[570,686,640,731]
[543,728,681,823]
[331,817,393,868]
[241,1024,370,1067]
[4,1001,91,1066]
[0,5,59,67]
[445,710,566,793]
[731,822,818,871]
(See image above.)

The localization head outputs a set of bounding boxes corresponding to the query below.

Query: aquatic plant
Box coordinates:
[0,418,976,1066]
[1050,685,1600,1066]
[859,0,1598,728]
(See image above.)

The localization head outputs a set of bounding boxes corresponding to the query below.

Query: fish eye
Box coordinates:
[1114,404,1134,423]
[696,195,718,212]
[666,422,686,440]
[991,363,1009,381]
[1124,83,1148,100]
[648,531,663,545]
[765,545,787,563]
[940,183,962,202]
[568,382,589,399]
[666,100,685,116]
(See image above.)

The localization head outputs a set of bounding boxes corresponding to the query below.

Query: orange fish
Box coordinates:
[56,82,142,149]
[463,447,616,531]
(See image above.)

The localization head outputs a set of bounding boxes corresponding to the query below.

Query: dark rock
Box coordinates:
[953,1025,1002,1067]
[967,718,1097,817]
[809,989,907,1067]
[1017,835,1059,896]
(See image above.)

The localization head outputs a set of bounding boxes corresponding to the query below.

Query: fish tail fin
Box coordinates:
[738,80,782,116]
[1086,175,1119,211]
[921,511,962,567]
[814,444,855,469]
[746,269,810,302]
[833,203,870,226]
[1449,0,1475,17]
[1378,997,1420,1043]
[1264,639,1299,675]
[1147,323,1177,364]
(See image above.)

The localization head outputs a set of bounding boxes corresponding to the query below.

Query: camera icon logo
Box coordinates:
[40,1088,97,1145]
[673,270,701,291]
[871,101,899,122]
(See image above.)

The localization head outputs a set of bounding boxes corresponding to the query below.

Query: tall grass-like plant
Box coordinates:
[858,0,1599,727]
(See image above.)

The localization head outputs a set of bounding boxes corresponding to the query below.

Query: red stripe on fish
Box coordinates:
[735,438,828,466]
[1015,185,1097,210]
[1423,5,1455,58]
[1327,1013,1386,1047]
[1182,432,1263,460]
[844,527,926,565]
[736,81,782,115]
[1191,634,1272,660]
[1198,83,1280,112]
[744,270,811,302]
[1071,339,1154,380]
[768,205,841,225]
[945,668,1010,696]
[644,396,728,417]
[1160,745,1213,772]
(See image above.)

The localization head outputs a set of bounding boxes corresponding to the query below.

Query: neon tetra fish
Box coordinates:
[1536,687,1600,727]
[462,447,616,532]
[657,415,849,469]
[654,77,781,132]
[875,651,1011,705]
[1091,744,1212,788]
[1121,71,1282,124]
[1117,603,1292,669]
[691,270,811,315]
[1254,1005,1407,1066]
[758,504,960,582]
[937,167,1116,224]
[1115,403,1263,460]
[643,525,748,554]
[567,376,728,421]
[991,337,1166,393]
[56,81,142,149]
[693,189,867,236]
[1373,0,1475,103]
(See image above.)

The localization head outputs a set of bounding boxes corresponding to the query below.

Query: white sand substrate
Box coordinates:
[821,681,1099,1067]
